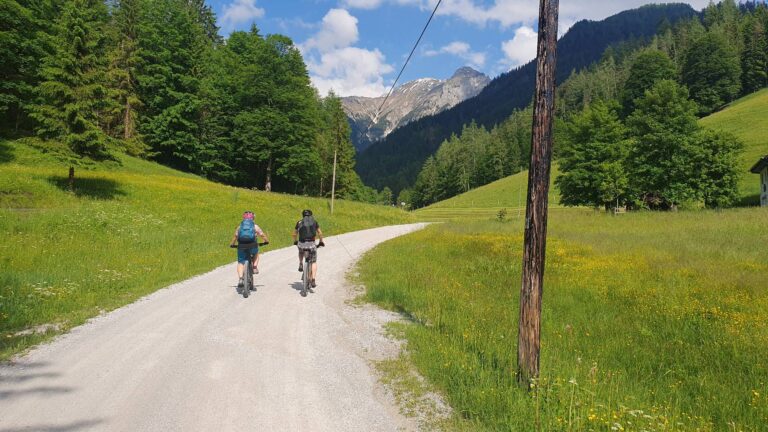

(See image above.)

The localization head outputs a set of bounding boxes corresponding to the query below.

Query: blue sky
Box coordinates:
[205,0,713,97]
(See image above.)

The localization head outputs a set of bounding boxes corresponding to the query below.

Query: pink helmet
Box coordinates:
[243,211,254,220]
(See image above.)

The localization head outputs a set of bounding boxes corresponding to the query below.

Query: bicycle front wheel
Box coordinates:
[243,261,251,298]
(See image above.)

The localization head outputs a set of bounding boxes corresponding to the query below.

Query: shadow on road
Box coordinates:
[0,419,104,432]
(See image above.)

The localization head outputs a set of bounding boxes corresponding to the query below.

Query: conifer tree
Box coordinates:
[106,0,144,153]
[682,29,741,114]
[741,17,768,94]
[30,0,111,188]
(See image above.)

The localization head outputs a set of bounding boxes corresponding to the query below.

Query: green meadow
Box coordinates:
[358,210,768,431]
[0,140,412,359]
[700,88,768,203]
[362,89,768,431]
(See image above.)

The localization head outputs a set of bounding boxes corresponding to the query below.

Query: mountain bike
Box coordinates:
[231,242,268,298]
[299,242,324,297]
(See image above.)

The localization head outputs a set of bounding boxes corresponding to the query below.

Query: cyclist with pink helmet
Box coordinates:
[230,211,269,288]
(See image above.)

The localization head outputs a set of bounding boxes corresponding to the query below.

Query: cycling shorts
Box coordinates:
[237,246,259,264]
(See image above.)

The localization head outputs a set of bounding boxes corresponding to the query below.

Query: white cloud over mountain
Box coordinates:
[424,41,487,69]
[500,26,537,68]
[301,9,394,97]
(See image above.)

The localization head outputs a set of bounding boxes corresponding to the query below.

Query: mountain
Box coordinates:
[355,3,700,193]
[342,67,490,151]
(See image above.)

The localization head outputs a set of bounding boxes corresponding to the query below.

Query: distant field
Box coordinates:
[0,140,412,359]
[416,167,561,221]
[700,88,768,203]
[416,89,767,221]
[358,209,768,431]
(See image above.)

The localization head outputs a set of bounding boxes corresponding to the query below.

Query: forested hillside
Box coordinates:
[405,0,767,210]
[356,3,700,193]
[0,0,387,202]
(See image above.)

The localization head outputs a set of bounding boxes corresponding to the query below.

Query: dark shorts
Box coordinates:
[237,246,259,264]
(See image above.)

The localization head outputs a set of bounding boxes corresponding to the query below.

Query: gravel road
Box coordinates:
[0,223,428,432]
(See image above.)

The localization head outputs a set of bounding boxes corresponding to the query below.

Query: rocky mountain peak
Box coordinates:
[342,67,490,151]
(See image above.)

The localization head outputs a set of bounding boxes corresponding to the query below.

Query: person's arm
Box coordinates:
[317,227,324,246]
[230,228,238,246]
[292,223,299,245]
[260,231,269,243]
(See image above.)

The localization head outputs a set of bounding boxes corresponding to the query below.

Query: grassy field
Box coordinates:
[416,167,562,221]
[417,89,767,221]
[358,209,768,431]
[0,139,412,360]
[700,88,768,204]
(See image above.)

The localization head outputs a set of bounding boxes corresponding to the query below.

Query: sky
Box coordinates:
[205,0,714,97]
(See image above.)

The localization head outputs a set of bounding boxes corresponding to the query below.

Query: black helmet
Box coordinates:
[302,209,312,217]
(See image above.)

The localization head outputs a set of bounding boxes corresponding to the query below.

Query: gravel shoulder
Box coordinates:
[0,223,429,432]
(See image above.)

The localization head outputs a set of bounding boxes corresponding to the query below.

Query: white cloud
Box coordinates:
[220,0,265,30]
[309,47,394,97]
[346,0,713,28]
[500,26,537,69]
[302,9,394,97]
[301,9,359,53]
[424,41,486,68]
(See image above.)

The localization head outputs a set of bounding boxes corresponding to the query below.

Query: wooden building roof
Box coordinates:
[751,155,768,174]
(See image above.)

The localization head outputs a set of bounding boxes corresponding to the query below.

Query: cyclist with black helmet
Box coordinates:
[230,211,269,288]
[293,209,324,288]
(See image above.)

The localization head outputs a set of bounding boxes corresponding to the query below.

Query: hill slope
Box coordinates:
[699,88,768,204]
[356,3,699,193]
[0,140,411,359]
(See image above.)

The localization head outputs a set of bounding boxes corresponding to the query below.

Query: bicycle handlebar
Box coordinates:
[230,242,269,249]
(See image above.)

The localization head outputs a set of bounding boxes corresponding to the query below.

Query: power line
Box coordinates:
[366,0,443,132]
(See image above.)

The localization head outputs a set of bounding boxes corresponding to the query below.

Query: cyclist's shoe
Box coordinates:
[311,279,317,288]
[298,264,303,272]
[238,278,244,288]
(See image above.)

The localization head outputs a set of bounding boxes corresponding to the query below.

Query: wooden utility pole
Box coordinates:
[330,149,337,214]
[517,0,559,388]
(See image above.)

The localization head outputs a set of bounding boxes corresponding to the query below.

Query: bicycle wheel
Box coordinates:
[243,259,251,298]
[301,257,309,297]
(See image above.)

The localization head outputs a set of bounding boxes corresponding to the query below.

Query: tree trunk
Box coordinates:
[517,0,559,389]
[68,166,75,192]
[124,99,133,140]
[265,158,272,192]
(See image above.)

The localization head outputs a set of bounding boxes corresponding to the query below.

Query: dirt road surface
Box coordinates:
[0,224,428,432]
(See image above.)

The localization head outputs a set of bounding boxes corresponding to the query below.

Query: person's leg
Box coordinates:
[298,249,304,271]
[311,262,318,280]
[254,253,260,273]
[237,263,244,278]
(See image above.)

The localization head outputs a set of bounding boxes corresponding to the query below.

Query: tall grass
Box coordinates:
[358,209,768,431]
[0,140,412,359]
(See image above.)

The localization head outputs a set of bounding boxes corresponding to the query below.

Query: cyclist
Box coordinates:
[230,211,269,288]
[292,209,324,288]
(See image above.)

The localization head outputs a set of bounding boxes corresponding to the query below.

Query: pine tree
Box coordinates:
[0,0,53,134]
[741,16,768,94]
[682,29,741,114]
[30,0,111,187]
[136,0,208,171]
[106,0,145,154]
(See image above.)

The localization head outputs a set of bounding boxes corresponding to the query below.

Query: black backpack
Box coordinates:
[298,215,317,240]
